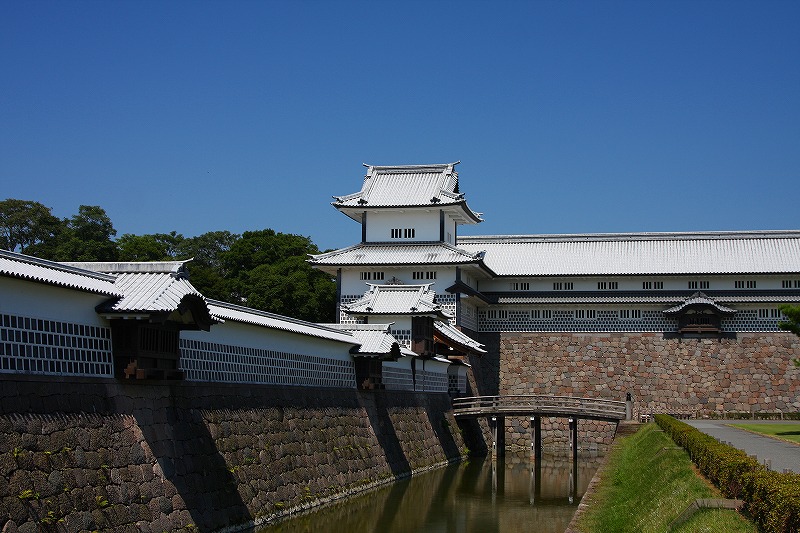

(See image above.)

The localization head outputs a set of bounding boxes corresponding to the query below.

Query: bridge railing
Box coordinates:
[452,394,627,421]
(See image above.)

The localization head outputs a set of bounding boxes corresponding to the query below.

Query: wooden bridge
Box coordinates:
[452,394,630,459]
[452,394,628,422]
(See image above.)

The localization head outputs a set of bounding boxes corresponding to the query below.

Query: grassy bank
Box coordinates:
[574,423,755,533]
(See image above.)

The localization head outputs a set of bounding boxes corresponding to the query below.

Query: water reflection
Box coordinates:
[259,451,601,533]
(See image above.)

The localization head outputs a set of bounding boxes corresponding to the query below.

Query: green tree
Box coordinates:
[117,231,184,261]
[52,205,118,261]
[0,199,62,254]
[174,231,239,301]
[220,230,335,322]
[778,304,800,366]
[243,256,336,323]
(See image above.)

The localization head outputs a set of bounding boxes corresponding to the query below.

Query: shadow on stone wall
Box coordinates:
[360,392,411,476]
[127,390,252,531]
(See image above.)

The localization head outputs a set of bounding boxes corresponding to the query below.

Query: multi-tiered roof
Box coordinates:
[331,163,483,224]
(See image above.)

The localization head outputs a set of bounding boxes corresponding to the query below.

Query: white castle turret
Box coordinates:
[309,163,489,356]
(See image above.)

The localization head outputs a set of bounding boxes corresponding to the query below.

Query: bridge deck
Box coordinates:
[452,394,627,422]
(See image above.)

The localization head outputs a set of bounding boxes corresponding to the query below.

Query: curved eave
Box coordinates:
[663,294,738,316]
[308,243,495,275]
[332,200,483,225]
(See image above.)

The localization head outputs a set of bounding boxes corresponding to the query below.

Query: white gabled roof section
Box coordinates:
[343,283,450,317]
[208,300,359,345]
[663,292,738,316]
[458,230,800,276]
[0,250,121,296]
[332,163,482,224]
[434,321,486,354]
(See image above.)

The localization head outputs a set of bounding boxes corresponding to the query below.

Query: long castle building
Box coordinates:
[310,162,800,418]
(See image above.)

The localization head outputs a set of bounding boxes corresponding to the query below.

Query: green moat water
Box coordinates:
[259,451,601,533]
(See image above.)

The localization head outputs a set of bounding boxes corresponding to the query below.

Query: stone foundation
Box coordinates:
[0,376,469,532]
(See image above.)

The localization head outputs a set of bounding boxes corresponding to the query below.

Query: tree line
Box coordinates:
[0,199,336,323]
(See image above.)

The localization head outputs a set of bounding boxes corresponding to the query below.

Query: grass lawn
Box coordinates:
[574,423,755,533]
[727,423,800,444]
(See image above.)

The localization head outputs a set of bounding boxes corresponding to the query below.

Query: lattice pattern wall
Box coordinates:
[383,366,414,391]
[728,309,787,332]
[478,307,787,333]
[417,369,448,393]
[180,339,356,388]
[448,373,466,394]
[0,313,113,377]
[338,295,365,324]
[434,293,457,322]
[389,328,412,349]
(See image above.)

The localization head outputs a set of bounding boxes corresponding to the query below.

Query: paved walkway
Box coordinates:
[684,420,800,474]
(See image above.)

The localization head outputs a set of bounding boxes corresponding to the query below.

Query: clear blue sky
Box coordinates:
[2,0,798,251]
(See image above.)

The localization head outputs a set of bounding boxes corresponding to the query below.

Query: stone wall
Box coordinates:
[474,331,800,447]
[0,376,469,533]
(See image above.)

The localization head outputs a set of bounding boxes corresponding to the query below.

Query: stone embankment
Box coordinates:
[0,376,469,532]
[475,331,800,446]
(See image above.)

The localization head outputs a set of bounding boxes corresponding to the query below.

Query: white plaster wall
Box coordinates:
[365,210,441,242]
[477,275,797,293]
[383,356,413,372]
[0,277,110,326]
[181,320,355,361]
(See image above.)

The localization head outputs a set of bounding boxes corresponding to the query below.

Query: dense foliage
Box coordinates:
[655,414,800,533]
[0,198,335,322]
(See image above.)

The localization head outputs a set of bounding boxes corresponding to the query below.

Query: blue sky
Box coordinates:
[2,0,798,251]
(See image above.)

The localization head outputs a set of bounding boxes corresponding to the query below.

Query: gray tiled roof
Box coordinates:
[103,272,205,312]
[0,250,120,296]
[458,231,800,276]
[309,242,487,268]
[208,301,359,344]
[343,284,449,317]
[434,321,486,353]
[332,163,482,223]
[65,261,205,313]
[322,323,413,356]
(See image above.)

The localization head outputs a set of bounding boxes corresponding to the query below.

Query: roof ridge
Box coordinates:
[207,299,351,335]
[458,230,800,243]
[0,249,117,282]
[365,162,459,172]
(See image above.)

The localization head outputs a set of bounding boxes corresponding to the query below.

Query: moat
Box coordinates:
[259,451,601,533]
